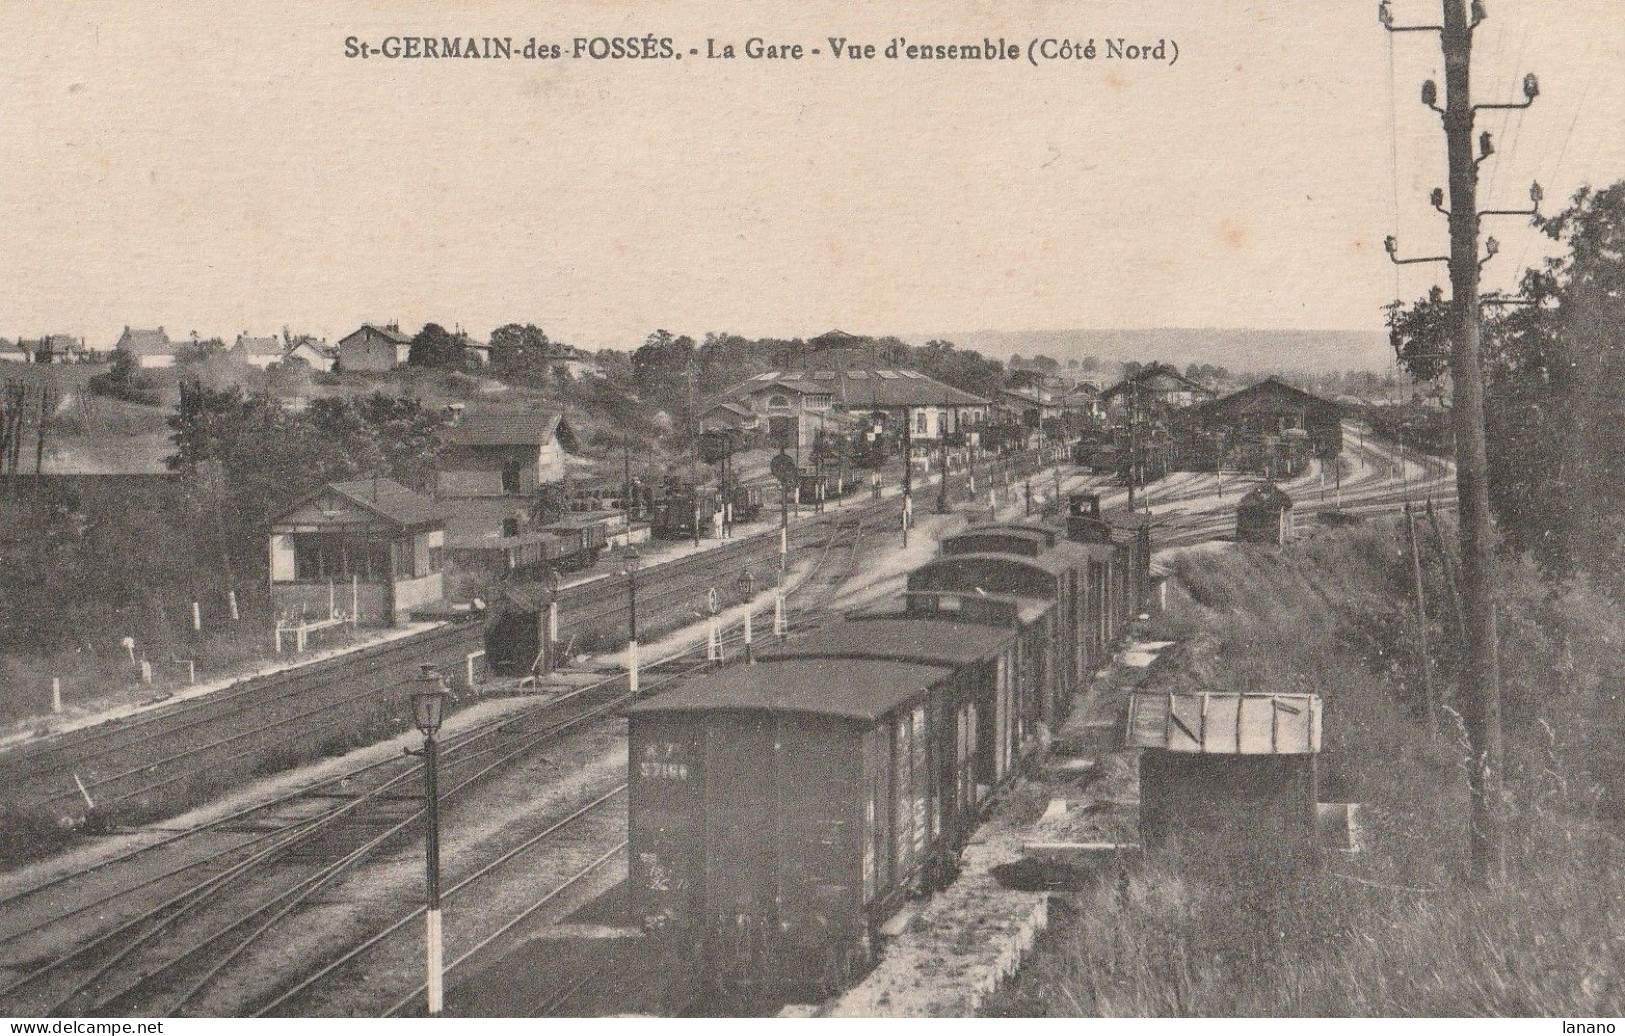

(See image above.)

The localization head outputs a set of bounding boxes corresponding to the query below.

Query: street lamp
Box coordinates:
[409,665,454,1018]
[734,566,757,662]
[624,546,642,695]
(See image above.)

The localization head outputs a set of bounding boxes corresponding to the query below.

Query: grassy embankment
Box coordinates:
[987,521,1624,1017]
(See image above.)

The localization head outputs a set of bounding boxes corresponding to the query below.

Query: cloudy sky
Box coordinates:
[0,0,1619,360]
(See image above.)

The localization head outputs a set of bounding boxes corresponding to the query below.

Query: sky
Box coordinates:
[0,0,1620,361]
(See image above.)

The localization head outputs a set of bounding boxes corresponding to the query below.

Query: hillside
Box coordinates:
[904,328,1390,373]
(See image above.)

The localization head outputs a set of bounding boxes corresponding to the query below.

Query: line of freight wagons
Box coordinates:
[625,493,1151,1000]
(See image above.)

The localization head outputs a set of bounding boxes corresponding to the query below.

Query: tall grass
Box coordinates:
[986,521,1625,1017]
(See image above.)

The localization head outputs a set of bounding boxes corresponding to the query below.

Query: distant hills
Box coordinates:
[902,328,1391,374]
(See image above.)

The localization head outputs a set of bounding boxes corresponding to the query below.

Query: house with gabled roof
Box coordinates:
[283,335,336,371]
[114,326,176,368]
[231,333,285,368]
[268,478,447,626]
[336,322,413,372]
[1099,363,1217,415]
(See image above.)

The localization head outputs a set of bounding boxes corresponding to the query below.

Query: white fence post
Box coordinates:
[192,601,201,632]
[51,677,62,714]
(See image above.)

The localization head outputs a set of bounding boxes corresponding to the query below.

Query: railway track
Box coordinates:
[0,446,1047,833]
[0,622,485,819]
[0,487,887,1018]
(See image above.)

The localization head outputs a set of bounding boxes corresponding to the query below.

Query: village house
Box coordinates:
[267,478,446,627]
[0,339,26,363]
[114,326,176,368]
[336,322,413,372]
[453,331,491,366]
[433,408,582,565]
[231,333,286,368]
[284,335,336,371]
[16,334,90,364]
[714,330,989,450]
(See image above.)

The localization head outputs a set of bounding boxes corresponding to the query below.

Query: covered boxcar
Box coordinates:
[626,622,1019,999]
[907,549,1090,728]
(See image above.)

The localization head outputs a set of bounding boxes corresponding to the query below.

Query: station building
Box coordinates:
[268,478,446,626]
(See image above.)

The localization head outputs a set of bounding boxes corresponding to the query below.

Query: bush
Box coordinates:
[986,522,1625,1017]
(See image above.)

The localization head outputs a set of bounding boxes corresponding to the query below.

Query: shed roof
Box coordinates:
[757,618,1014,668]
[723,363,989,409]
[624,658,950,722]
[1186,377,1344,422]
[325,479,445,527]
[1100,363,1214,401]
[441,411,576,449]
[1239,483,1294,510]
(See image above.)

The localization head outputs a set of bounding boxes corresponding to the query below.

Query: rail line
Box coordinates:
[0,479,892,1018]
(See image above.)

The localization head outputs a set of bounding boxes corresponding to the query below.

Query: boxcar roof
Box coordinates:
[966,521,1060,542]
[904,589,1054,626]
[624,659,951,722]
[916,549,1076,579]
[759,618,1015,667]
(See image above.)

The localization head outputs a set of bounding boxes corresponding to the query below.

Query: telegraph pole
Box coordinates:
[1383,0,1540,884]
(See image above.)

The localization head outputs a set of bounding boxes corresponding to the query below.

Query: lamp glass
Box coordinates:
[413,684,447,736]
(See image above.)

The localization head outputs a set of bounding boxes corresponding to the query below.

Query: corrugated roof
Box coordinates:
[757,618,1014,668]
[624,658,950,721]
[327,478,446,527]
[441,411,572,448]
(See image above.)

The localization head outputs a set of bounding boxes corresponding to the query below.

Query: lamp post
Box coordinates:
[624,547,641,695]
[935,419,950,515]
[410,666,454,1018]
[735,567,755,662]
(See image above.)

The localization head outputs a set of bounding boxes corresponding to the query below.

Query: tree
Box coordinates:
[408,323,464,367]
[488,323,554,387]
[631,330,698,429]
[1387,181,1625,592]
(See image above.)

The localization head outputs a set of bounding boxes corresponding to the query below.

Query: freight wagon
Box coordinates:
[625,619,1022,1000]
[624,510,1151,1001]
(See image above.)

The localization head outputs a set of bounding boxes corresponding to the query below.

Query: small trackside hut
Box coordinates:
[1236,482,1296,545]
[1128,690,1323,856]
[268,479,445,627]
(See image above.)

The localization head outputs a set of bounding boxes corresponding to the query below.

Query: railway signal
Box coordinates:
[408,666,454,1017]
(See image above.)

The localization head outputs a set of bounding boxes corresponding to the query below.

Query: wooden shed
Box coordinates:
[1128,691,1323,856]
[1236,482,1295,545]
